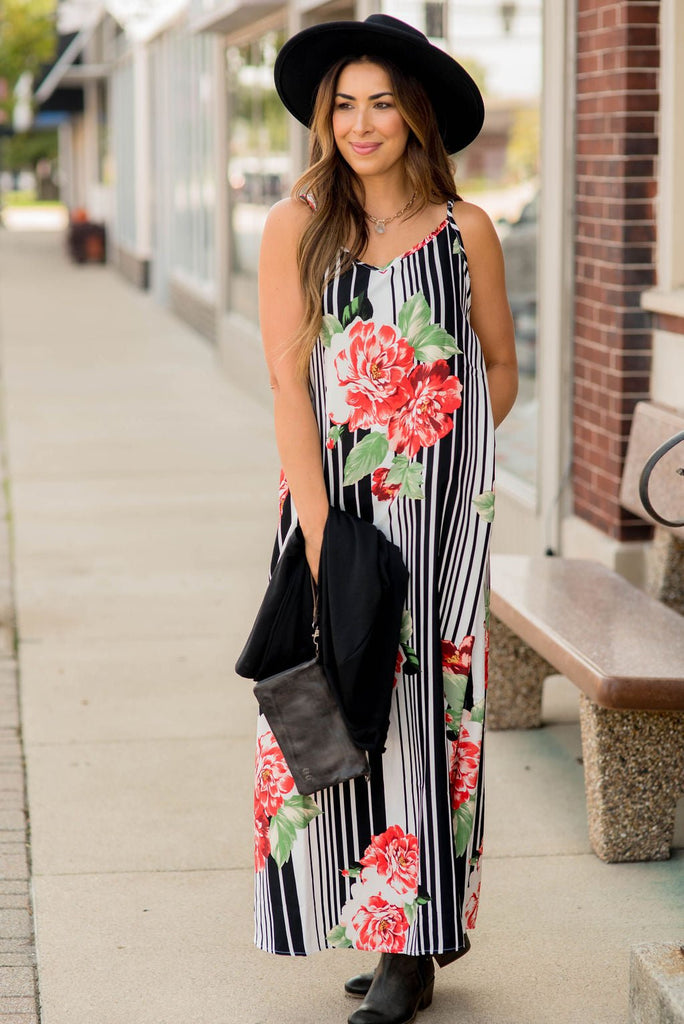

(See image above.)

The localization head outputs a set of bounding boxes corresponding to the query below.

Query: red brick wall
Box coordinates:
[573,0,659,540]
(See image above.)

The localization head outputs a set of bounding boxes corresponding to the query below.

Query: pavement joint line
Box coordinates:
[0,351,40,1019]
[31,866,252,878]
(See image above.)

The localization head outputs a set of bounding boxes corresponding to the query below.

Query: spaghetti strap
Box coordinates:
[298,193,316,212]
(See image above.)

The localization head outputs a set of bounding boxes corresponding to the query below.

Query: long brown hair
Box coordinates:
[290,55,458,377]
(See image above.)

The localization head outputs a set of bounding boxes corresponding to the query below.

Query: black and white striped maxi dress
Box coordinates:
[253,199,495,959]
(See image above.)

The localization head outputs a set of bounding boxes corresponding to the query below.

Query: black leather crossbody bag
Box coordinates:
[253,583,369,795]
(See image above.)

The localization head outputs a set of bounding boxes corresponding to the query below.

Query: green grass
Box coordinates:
[1,190,64,208]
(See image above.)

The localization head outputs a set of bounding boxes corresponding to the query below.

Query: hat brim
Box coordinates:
[274,20,484,155]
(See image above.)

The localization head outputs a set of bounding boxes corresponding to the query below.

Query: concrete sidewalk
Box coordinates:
[0,225,681,1024]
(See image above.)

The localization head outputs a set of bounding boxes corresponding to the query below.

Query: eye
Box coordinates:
[335,102,353,111]
[374,101,392,109]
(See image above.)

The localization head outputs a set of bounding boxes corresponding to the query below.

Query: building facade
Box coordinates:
[36,0,684,579]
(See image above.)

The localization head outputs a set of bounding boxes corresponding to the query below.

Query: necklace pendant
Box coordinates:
[375,221,386,235]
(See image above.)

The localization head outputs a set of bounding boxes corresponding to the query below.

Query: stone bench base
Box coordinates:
[630,944,684,1024]
[487,615,552,729]
[487,615,684,862]
[579,697,684,862]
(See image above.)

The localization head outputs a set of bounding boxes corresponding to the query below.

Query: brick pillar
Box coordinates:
[573,0,659,540]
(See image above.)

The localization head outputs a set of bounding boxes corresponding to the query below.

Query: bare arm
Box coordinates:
[457,202,518,428]
[258,198,329,581]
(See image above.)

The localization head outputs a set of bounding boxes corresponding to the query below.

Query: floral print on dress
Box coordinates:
[442,636,485,860]
[472,489,495,523]
[331,320,414,430]
[449,711,483,811]
[253,730,321,872]
[464,841,483,930]
[323,291,462,500]
[327,825,431,953]
[387,361,463,458]
[278,470,289,518]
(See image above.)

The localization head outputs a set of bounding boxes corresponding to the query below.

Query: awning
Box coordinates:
[34,18,105,107]
[190,0,281,35]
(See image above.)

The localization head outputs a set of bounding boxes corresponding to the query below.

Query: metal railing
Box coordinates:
[638,430,684,528]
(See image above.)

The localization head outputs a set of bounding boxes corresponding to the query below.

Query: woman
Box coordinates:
[255,14,517,1024]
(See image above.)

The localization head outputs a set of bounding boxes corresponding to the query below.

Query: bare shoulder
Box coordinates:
[262,196,313,248]
[452,200,500,256]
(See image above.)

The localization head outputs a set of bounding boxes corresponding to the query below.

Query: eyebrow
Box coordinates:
[335,91,394,100]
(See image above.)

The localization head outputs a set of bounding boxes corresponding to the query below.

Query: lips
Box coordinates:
[350,142,381,155]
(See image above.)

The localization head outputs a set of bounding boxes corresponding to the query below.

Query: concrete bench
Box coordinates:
[630,943,684,1024]
[488,554,684,863]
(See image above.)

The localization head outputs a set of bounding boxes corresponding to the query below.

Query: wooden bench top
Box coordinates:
[490,555,684,711]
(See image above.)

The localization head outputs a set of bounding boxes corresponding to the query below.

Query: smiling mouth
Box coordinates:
[350,142,381,154]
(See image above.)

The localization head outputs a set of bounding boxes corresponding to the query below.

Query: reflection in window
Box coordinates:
[449,0,542,488]
[226,32,291,324]
[387,0,542,487]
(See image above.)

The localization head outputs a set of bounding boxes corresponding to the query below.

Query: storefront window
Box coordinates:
[226,31,291,324]
[385,0,542,489]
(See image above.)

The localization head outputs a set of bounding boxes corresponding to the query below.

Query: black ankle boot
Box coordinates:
[345,967,377,998]
[347,953,435,1024]
[344,935,470,999]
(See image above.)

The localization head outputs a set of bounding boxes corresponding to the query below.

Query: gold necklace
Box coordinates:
[365,192,417,234]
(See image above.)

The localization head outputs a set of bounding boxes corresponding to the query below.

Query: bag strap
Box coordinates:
[310,575,320,659]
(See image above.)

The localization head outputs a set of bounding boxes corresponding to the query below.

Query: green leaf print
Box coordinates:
[278,794,322,830]
[454,796,477,857]
[444,673,468,724]
[452,236,462,256]
[327,424,346,448]
[327,924,353,949]
[398,292,431,341]
[404,901,417,926]
[320,313,344,347]
[472,490,495,523]
[385,455,425,499]
[484,587,491,631]
[411,324,460,363]
[398,293,461,362]
[401,642,420,674]
[343,432,389,486]
[267,795,321,868]
[341,292,373,329]
[399,609,414,645]
[470,699,486,725]
[268,812,297,869]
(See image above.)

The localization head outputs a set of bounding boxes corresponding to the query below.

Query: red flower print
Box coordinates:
[387,361,462,458]
[254,808,270,873]
[333,319,414,431]
[393,647,405,689]
[464,882,481,930]
[352,895,410,952]
[372,466,401,502]
[360,825,419,896]
[442,635,474,676]
[278,470,289,518]
[254,732,295,818]
[449,719,482,811]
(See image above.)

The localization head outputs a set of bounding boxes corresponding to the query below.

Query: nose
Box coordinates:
[353,105,372,134]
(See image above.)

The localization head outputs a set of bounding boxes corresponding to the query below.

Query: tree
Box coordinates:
[0,0,56,124]
[4,125,57,171]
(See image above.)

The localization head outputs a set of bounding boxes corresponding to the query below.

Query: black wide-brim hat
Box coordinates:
[274,14,484,155]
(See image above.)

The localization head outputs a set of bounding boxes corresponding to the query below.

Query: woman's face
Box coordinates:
[332,61,410,180]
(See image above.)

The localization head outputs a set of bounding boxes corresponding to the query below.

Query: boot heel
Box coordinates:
[419,979,434,1010]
